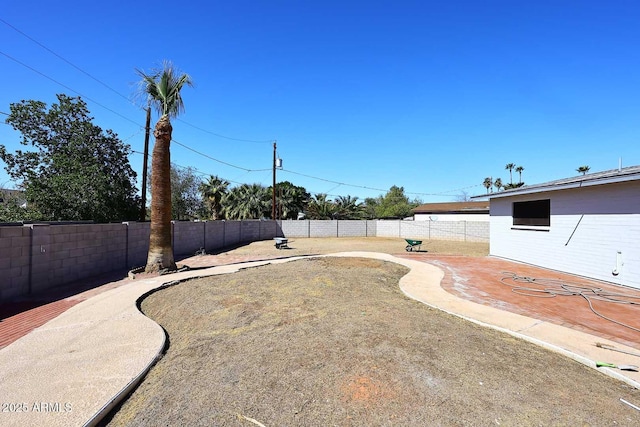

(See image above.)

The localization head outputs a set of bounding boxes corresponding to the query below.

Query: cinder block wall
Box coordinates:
[281,220,311,237]
[240,221,261,243]
[223,221,241,247]
[47,224,127,291]
[310,220,338,237]
[463,221,490,243]
[397,221,430,239]
[0,226,30,300]
[1,219,488,300]
[173,221,205,257]
[126,222,150,269]
[377,220,489,242]
[376,220,401,237]
[205,221,225,252]
[337,220,367,237]
[260,220,279,240]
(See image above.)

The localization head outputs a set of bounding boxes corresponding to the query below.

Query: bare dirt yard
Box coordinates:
[103,238,640,426]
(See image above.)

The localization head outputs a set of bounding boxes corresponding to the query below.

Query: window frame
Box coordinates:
[512,199,550,229]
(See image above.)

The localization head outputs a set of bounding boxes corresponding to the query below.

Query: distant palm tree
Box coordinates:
[274,181,309,220]
[334,195,363,219]
[200,175,229,220]
[576,165,590,175]
[493,178,503,192]
[515,165,524,183]
[137,61,193,273]
[223,183,270,219]
[505,163,516,184]
[483,177,493,194]
[306,194,338,219]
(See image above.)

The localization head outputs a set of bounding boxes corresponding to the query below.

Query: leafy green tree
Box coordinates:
[371,186,418,219]
[503,182,524,190]
[0,190,45,222]
[170,166,204,220]
[0,94,139,222]
[223,183,270,219]
[362,197,379,219]
[137,61,193,272]
[200,175,229,220]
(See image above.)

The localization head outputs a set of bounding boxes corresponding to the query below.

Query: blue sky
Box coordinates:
[1,1,639,202]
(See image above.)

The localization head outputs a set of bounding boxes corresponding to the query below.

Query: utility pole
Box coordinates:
[140,107,151,221]
[272,141,277,220]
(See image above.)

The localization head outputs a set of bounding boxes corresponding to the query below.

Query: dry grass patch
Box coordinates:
[104,255,640,426]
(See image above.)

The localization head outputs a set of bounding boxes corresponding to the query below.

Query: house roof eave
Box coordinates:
[475,166,640,200]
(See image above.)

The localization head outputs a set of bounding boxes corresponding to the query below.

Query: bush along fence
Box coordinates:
[0,219,488,300]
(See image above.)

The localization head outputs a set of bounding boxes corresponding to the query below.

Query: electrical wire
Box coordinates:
[1,19,483,200]
[171,139,270,172]
[2,17,273,145]
[1,18,132,104]
[175,119,273,143]
[130,150,250,186]
[500,272,640,334]
[1,22,479,199]
[0,49,142,127]
[1,41,273,174]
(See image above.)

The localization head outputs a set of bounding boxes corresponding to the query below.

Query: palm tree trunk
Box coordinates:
[145,114,177,272]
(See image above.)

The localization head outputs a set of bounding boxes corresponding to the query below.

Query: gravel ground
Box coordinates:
[102,238,640,426]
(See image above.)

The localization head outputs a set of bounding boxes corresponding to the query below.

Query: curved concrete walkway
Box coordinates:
[0,253,638,427]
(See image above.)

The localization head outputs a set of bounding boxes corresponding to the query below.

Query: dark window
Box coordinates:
[513,199,550,226]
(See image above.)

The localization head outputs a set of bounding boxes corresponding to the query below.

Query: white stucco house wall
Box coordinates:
[412,201,490,222]
[478,166,640,290]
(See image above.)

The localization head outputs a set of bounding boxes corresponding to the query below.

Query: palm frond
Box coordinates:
[135,61,193,118]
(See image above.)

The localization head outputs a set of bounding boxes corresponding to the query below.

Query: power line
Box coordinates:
[280,168,482,198]
[281,169,388,193]
[1,47,271,165]
[0,18,133,105]
[0,46,271,170]
[171,139,271,172]
[1,17,275,145]
[0,49,143,127]
[0,22,480,199]
[130,149,479,203]
[176,119,273,143]
[131,150,251,187]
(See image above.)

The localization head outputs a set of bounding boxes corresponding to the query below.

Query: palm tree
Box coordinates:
[576,165,590,175]
[223,183,270,219]
[483,177,493,194]
[505,163,516,184]
[200,175,229,220]
[306,194,338,219]
[274,181,309,220]
[334,195,363,219]
[493,178,503,192]
[137,61,193,273]
[515,165,524,183]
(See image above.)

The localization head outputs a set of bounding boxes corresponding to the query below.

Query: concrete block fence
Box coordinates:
[1,219,488,301]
